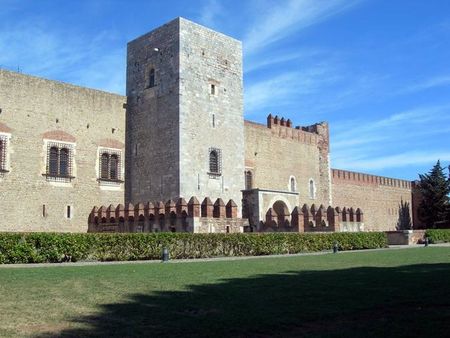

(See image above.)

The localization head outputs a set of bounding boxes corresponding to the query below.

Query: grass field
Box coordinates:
[0,247,449,337]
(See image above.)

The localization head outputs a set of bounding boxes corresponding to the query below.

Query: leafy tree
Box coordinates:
[417,160,450,228]
[396,199,412,230]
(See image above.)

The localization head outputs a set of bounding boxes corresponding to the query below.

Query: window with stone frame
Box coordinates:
[208,148,222,176]
[45,141,74,181]
[98,149,122,182]
[0,134,8,173]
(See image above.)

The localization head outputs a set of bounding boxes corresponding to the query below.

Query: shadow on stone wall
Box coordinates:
[35,263,450,337]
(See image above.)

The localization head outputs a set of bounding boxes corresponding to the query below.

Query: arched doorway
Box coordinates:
[272,200,290,226]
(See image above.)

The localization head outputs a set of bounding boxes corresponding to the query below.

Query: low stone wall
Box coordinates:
[386,230,426,245]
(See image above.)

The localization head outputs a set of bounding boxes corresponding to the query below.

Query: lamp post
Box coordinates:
[162,247,169,262]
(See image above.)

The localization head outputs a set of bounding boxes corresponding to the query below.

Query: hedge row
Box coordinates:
[426,229,450,243]
[0,232,388,264]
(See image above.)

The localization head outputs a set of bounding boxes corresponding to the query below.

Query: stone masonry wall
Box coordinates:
[179,18,245,214]
[0,69,126,232]
[126,18,180,203]
[244,116,331,209]
[331,169,413,231]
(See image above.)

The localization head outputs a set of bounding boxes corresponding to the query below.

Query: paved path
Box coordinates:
[0,243,449,269]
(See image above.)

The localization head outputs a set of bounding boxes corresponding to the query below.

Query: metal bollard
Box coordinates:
[333,241,338,254]
[162,247,169,262]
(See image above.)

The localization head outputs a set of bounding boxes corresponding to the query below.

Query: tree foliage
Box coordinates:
[418,160,450,228]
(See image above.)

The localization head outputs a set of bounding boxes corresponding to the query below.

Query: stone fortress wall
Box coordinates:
[331,169,413,231]
[0,69,126,232]
[0,17,418,233]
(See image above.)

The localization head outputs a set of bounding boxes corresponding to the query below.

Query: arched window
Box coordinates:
[110,154,119,180]
[100,153,109,179]
[149,68,155,88]
[59,148,69,176]
[309,179,315,199]
[49,146,59,176]
[290,177,296,192]
[245,171,253,190]
[209,149,219,174]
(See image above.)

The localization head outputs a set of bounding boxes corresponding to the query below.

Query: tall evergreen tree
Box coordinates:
[418,160,450,228]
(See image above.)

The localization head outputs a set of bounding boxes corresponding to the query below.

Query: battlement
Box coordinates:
[263,203,364,233]
[264,114,329,147]
[88,196,246,233]
[332,169,412,189]
[244,115,329,149]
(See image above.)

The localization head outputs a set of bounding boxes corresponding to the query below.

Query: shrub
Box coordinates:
[0,232,388,264]
[425,229,450,243]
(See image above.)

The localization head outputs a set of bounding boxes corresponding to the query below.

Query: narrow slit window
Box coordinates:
[149,68,155,88]
[290,177,296,192]
[66,205,71,219]
[309,179,315,199]
[210,84,216,95]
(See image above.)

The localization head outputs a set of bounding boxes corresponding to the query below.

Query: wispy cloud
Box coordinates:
[333,151,450,171]
[243,0,360,55]
[0,21,125,94]
[198,0,223,29]
[331,104,450,173]
[400,75,450,94]
[245,64,340,115]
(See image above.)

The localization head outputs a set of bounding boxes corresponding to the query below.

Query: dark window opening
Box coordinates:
[208,148,221,175]
[210,84,216,95]
[45,142,74,180]
[99,151,121,182]
[110,154,118,180]
[66,205,71,219]
[0,137,7,172]
[101,153,109,179]
[148,68,155,88]
[60,148,69,176]
[49,146,59,176]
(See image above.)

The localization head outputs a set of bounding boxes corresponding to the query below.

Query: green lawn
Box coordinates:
[0,248,449,337]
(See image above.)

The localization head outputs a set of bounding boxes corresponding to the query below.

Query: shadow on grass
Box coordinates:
[37,263,450,338]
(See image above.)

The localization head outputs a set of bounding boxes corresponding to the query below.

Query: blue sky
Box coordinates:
[1,0,449,180]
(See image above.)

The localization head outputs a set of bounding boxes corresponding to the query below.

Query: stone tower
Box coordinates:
[126,17,245,213]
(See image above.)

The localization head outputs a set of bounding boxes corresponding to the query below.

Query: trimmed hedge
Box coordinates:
[0,232,388,264]
[426,229,450,243]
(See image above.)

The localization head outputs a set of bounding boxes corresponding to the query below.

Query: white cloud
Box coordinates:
[331,104,450,172]
[198,0,223,28]
[244,64,340,114]
[0,21,125,94]
[401,75,450,94]
[243,0,360,55]
[333,151,450,171]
